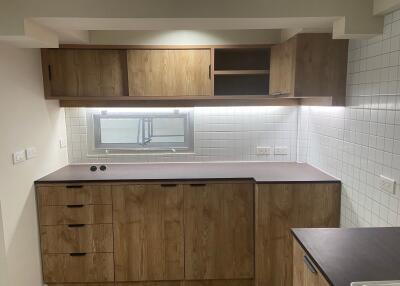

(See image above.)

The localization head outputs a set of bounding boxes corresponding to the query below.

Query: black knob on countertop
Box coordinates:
[90,165,97,172]
[99,165,107,171]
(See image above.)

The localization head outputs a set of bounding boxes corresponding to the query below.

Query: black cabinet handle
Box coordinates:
[70,253,87,257]
[48,65,52,81]
[161,184,177,187]
[303,255,317,274]
[190,184,207,187]
[66,185,83,189]
[66,204,84,208]
[68,224,86,228]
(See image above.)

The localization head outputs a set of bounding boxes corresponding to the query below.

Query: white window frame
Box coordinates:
[86,109,194,155]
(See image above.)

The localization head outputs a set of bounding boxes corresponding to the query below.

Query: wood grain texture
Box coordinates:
[113,184,184,281]
[294,34,348,102]
[116,282,183,286]
[127,49,211,97]
[269,37,296,96]
[42,253,114,283]
[255,183,340,286]
[184,182,254,280]
[39,204,112,225]
[37,185,112,206]
[43,49,128,97]
[184,280,254,286]
[50,284,114,286]
[40,224,113,253]
[293,239,329,286]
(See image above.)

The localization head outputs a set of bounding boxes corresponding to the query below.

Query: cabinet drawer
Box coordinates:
[42,253,114,283]
[37,185,112,206]
[39,204,112,225]
[40,224,113,253]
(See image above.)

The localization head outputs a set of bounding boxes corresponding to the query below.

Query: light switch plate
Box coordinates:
[13,150,26,164]
[274,146,289,155]
[25,147,37,159]
[379,175,396,194]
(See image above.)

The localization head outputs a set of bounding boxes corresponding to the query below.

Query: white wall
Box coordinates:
[0,45,68,285]
[300,9,400,227]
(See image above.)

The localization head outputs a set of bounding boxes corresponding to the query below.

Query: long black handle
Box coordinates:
[66,185,83,189]
[303,255,317,274]
[70,253,87,257]
[68,224,86,228]
[48,65,52,81]
[161,184,177,187]
[66,204,84,208]
[190,183,207,187]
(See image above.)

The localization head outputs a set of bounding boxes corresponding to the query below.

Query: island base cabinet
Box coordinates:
[255,183,340,286]
[293,239,330,286]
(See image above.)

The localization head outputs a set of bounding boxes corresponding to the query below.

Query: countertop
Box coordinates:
[292,228,400,286]
[35,162,339,184]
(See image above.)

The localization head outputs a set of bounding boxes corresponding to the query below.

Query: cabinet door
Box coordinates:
[269,37,296,96]
[293,239,330,286]
[184,182,254,280]
[255,183,340,286]
[294,34,348,99]
[127,49,211,97]
[113,184,184,281]
[42,49,128,97]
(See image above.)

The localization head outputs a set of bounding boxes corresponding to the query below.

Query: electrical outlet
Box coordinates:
[12,150,26,164]
[25,147,38,159]
[379,175,396,194]
[256,146,273,155]
[274,146,289,155]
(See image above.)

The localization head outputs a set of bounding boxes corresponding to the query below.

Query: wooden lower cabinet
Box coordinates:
[112,184,185,281]
[293,239,329,286]
[37,180,340,286]
[42,253,114,283]
[184,182,254,280]
[40,224,113,253]
[255,183,340,286]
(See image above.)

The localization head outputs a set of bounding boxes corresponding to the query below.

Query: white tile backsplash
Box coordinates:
[299,10,400,228]
[65,106,298,163]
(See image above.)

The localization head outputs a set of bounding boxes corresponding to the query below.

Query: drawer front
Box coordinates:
[41,224,113,253]
[37,185,112,206]
[39,204,112,225]
[42,253,114,283]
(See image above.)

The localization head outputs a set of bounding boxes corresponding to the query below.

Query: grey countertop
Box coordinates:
[292,227,400,286]
[35,162,339,184]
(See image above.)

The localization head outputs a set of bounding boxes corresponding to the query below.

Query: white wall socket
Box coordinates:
[256,146,273,155]
[274,146,289,155]
[12,150,26,164]
[379,175,396,194]
[59,138,67,149]
[25,147,38,159]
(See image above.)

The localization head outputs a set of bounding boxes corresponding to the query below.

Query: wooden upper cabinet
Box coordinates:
[127,49,212,97]
[42,49,128,98]
[255,183,340,286]
[269,34,348,105]
[269,38,296,96]
[184,182,254,280]
[112,184,184,282]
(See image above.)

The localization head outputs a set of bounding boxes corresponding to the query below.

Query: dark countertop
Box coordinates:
[35,162,339,184]
[292,228,400,286]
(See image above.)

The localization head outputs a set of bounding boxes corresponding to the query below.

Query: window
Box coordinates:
[87,109,194,154]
